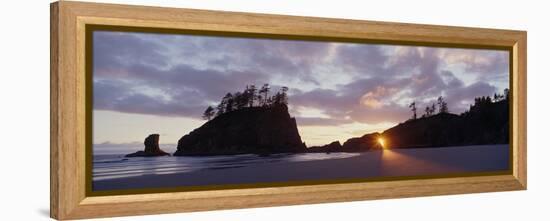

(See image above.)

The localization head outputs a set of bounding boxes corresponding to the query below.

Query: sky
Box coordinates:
[92,30,509,152]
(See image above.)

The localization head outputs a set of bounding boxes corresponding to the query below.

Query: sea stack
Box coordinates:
[173,104,307,156]
[125,134,170,157]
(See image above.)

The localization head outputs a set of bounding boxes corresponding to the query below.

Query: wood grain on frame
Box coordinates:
[50,1,527,220]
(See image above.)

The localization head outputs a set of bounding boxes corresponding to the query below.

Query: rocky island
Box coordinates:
[173,104,306,156]
[125,134,170,157]
[174,84,306,156]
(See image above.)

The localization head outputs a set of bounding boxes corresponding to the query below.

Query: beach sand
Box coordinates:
[93,144,509,191]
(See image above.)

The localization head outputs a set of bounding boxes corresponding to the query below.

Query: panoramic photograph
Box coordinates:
[91,30,510,192]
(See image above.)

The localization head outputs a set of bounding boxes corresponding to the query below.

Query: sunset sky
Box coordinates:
[93,30,509,152]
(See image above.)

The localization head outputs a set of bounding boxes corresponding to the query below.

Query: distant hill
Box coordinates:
[308,141,343,153]
[173,104,307,156]
[308,133,383,153]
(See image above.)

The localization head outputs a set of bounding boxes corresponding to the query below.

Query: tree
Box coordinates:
[492,90,507,102]
[210,84,291,117]
[256,94,263,106]
[430,103,436,115]
[409,102,417,120]
[424,103,436,117]
[245,85,257,107]
[271,87,289,106]
[259,84,270,106]
[216,101,225,116]
[216,93,233,116]
[223,93,234,112]
[266,96,273,106]
[280,86,289,105]
[504,88,510,100]
[202,106,215,120]
[437,96,448,114]
[233,92,248,110]
[424,106,431,117]
[272,92,284,105]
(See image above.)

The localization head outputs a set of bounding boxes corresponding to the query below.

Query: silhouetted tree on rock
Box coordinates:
[202,106,215,120]
[409,101,417,120]
[437,96,449,114]
[206,84,291,121]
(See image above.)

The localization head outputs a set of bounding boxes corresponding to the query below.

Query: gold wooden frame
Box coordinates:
[50,1,527,220]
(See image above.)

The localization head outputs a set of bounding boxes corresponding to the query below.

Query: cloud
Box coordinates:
[94,141,143,149]
[288,46,507,125]
[445,81,498,111]
[360,86,399,109]
[93,31,509,126]
[441,49,509,74]
[93,31,170,72]
[295,117,353,126]
[94,78,206,118]
[335,44,389,77]
[348,103,411,124]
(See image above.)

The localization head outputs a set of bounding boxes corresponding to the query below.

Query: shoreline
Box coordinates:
[97,143,512,157]
[93,144,509,191]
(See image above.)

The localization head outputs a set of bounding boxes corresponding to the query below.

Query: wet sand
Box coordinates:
[93,144,509,191]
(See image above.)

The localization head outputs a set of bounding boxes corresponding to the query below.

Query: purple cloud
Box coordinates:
[93,31,509,125]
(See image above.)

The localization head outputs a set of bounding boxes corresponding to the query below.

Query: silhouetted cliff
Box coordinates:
[384,98,509,148]
[382,113,463,148]
[173,104,307,156]
[316,98,509,152]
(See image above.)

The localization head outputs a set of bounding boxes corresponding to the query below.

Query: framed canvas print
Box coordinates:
[50,1,527,220]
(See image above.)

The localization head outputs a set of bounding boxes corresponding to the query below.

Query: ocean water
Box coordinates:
[93,145,510,191]
[93,152,360,181]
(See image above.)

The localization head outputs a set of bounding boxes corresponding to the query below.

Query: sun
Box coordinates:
[377,137,386,149]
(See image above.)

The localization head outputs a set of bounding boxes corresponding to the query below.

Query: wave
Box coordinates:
[92,152,360,181]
